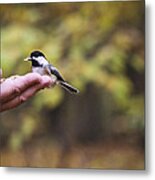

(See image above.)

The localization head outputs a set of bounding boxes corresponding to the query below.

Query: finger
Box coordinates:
[0,83,43,112]
[42,75,56,88]
[0,75,55,112]
[0,73,42,103]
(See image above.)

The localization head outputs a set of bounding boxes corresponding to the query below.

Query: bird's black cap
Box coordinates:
[30,50,46,58]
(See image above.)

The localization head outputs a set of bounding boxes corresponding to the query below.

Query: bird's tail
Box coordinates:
[58,81,79,94]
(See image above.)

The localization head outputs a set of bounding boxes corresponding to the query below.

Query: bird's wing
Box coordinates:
[48,64,65,82]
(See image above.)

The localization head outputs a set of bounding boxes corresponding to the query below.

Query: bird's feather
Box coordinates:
[49,65,65,81]
[59,81,79,94]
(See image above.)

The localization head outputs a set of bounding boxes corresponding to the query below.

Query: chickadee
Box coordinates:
[24,50,79,94]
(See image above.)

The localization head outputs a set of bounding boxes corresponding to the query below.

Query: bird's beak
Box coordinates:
[24,57,31,61]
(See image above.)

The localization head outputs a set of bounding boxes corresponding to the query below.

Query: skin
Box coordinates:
[0,73,54,112]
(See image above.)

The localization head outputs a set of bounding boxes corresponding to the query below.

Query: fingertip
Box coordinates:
[24,73,42,83]
[41,75,55,87]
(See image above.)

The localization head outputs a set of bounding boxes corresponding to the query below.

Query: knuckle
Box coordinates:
[19,95,27,103]
[13,87,21,95]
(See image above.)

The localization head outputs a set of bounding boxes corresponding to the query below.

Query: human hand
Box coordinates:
[0,73,54,112]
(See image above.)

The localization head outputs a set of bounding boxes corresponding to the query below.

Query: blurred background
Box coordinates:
[0,1,145,169]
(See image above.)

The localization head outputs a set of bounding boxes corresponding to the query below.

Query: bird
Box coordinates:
[24,50,79,94]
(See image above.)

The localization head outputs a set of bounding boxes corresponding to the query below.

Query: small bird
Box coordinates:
[24,50,79,94]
